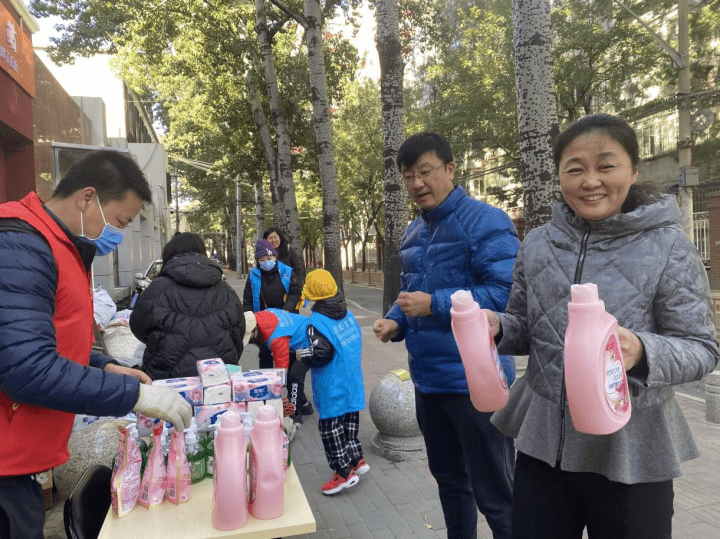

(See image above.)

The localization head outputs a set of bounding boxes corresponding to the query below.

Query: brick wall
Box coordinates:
[708,192,720,290]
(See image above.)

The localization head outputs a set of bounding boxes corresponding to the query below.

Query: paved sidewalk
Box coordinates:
[42,272,720,538]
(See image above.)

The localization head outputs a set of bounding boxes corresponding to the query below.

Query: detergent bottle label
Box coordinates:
[489,328,508,390]
[604,335,630,415]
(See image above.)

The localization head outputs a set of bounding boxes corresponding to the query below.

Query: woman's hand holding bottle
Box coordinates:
[483,309,501,337]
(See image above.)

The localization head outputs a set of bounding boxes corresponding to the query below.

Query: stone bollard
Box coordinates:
[706,370,720,424]
[368,369,427,462]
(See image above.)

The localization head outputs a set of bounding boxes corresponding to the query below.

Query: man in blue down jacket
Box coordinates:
[373,132,520,539]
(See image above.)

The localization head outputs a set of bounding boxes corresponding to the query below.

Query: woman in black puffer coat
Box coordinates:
[130,233,245,380]
[263,227,305,285]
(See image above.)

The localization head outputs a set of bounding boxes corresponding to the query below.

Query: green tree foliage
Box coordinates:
[405,0,693,158]
[552,0,667,123]
[406,0,518,160]
[334,78,386,271]
[30,0,361,255]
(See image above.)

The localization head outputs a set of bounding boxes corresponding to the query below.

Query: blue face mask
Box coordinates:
[81,196,127,256]
[259,258,276,271]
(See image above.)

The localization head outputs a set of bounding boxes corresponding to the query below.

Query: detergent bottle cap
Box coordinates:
[570,283,600,304]
[450,290,476,312]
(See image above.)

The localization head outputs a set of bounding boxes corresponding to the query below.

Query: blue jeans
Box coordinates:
[415,390,514,539]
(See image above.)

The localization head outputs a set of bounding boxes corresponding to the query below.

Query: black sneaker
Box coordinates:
[299,402,314,415]
[290,413,303,425]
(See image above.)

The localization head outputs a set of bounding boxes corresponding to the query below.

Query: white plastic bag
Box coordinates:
[93,285,117,330]
[103,326,143,367]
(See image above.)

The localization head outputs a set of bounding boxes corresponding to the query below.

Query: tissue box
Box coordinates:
[247,399,283,420]
[194,402,247,431]
[196,358,230,387]
[242,368,287,385]
[152,377,203,406]
[226,364,242,375]
[231,371,283,402]
[203,382,232,405]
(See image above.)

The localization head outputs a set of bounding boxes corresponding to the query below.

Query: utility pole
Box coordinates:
[615,0,695,237]
[236,176,242,276]
[175,175,180,234]
[677,0,694,237]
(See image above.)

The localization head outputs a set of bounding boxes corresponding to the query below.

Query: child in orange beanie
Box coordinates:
[292,270,368,495]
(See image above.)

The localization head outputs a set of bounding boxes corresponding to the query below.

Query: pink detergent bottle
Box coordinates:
[564,283,632,435]
[450,290,509,412]
[212,410,249,530]
[249,405,284,519]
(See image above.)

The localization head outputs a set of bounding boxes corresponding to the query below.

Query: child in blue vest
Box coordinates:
[293,269,368,495]
[244,308,314,418]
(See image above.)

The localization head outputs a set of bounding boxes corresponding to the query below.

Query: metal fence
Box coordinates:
[694,211,710,267]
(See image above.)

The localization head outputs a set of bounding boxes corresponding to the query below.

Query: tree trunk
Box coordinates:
[245,71,275,241]
[254,182,266,242]
[350,224,357,270]
[224,195,237,270]
[511,0,559,231]
[376,0,406,316]
[254,0,303,254]
[304,0,343,292]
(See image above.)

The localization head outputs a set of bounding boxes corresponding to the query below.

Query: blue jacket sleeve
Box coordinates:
[385,303,408,342]
[0,231,140,417]
[431,205,520,327]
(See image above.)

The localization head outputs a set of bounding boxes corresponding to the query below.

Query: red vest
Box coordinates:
[0,192,93,475]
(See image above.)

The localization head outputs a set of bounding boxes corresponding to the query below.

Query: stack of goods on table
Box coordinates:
[110,359,290,521]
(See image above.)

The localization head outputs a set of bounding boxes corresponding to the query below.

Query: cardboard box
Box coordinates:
[42,471,58,510]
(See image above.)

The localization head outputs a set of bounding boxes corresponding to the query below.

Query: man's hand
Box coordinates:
[104,363,152,385]
[618,326,644,371]
[133,385,193,432]
[483,309,501,337]
[397,291,432,317]
[373,319,399,343]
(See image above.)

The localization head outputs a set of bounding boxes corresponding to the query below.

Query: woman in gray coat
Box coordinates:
[486,114,719,538]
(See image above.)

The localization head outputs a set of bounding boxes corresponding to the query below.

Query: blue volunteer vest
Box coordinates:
[308,311,365,419]
[249,261,293,312]
[264,308,310,352]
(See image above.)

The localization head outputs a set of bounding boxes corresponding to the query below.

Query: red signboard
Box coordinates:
[0,3,35,98]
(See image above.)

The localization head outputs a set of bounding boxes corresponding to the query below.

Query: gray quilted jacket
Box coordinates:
[492,194,719,484]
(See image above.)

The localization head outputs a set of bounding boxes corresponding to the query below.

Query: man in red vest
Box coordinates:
[0,150,192,538]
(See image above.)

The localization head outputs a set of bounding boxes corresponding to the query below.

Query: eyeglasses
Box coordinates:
[401,163,446,184]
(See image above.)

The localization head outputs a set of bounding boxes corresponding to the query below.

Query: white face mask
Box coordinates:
[80,196,126,256]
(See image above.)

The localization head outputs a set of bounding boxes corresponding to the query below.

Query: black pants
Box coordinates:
[0,474,46,539]
[512,452,674,539]
[258,341,274,369]
[415,390,514,539]
[318,411,362,476]
[287,355,311,409]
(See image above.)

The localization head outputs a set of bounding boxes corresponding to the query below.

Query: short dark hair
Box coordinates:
[161,232,206,266]
[397,132,454,171]
[553,114,640,174]
[263,227,288,256]
[52,150,152,204]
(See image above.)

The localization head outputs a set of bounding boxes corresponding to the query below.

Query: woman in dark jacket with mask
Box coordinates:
[243,239,302,369]
[130,232,245,380]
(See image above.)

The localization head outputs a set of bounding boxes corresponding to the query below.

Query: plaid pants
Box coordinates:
[318,411,363,475]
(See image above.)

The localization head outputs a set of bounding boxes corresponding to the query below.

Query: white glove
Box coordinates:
[133,384,193,432]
